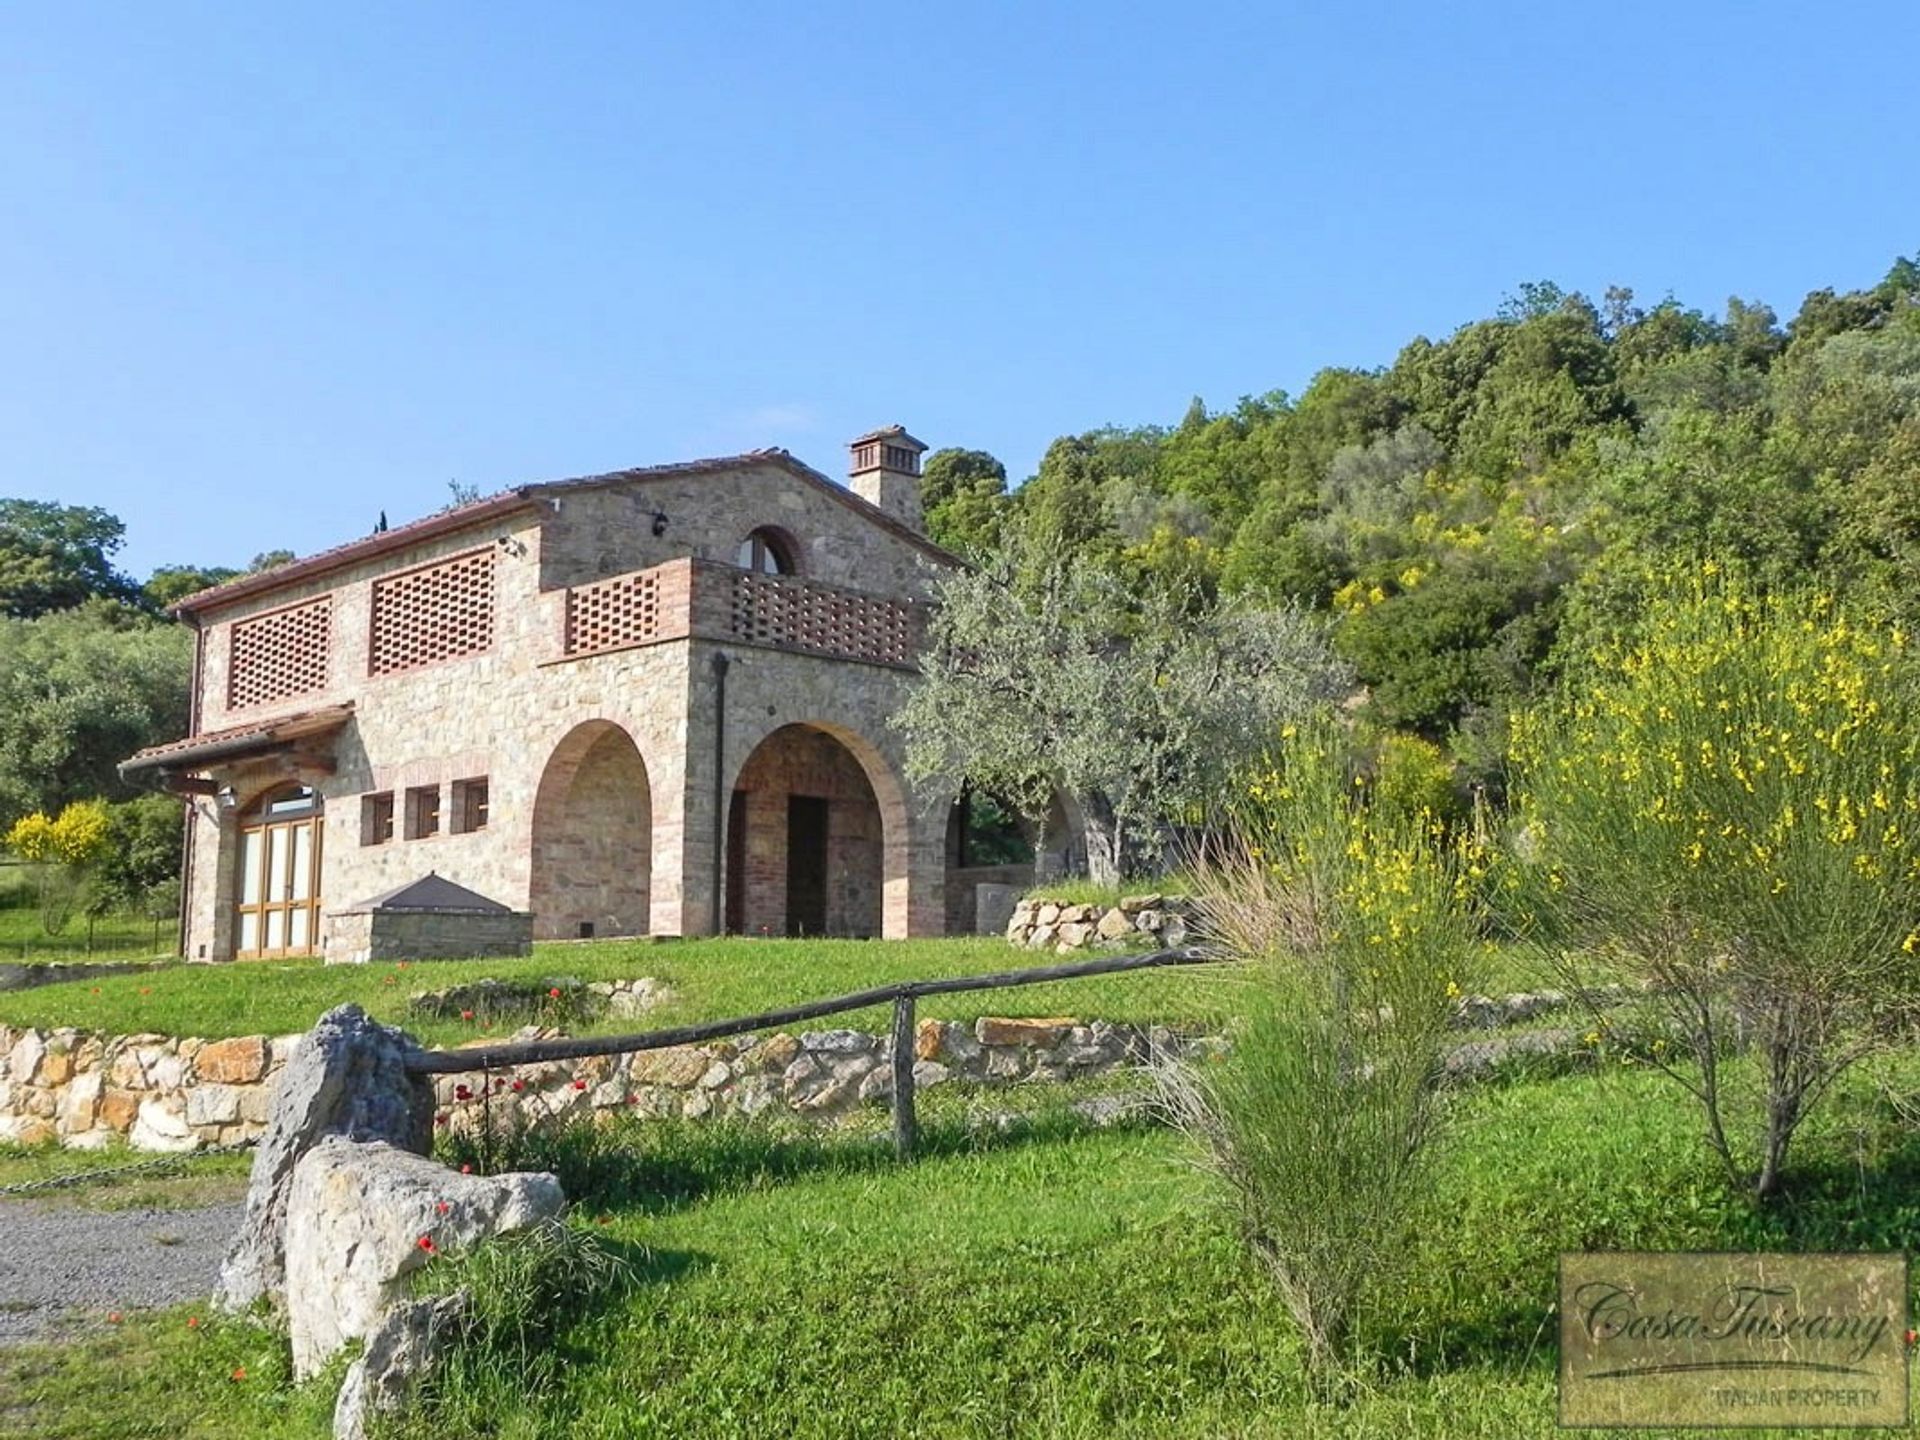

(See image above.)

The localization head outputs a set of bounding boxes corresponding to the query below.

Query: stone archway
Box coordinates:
[529,721,652,940]
[722,723,899,938]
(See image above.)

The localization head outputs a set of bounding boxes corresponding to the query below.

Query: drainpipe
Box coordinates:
[710,650,731,935]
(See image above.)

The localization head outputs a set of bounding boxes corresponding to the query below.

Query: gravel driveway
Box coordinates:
[0,1198,241,1344]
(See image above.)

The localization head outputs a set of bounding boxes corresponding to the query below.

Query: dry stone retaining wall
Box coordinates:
[0,983,1218,1154]
[1006,894,1195,953]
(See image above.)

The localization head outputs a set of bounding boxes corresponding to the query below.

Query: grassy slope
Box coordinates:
[14,1060,1917,1439]
[0,936,1251,1045]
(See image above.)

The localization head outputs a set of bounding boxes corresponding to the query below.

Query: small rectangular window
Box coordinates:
[404,784,441,840]
[451,777,489,834]
[361,792,394,846]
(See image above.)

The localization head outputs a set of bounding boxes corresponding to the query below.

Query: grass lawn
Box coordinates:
[7,1060,1919,1439]
[0,1145,252,1211]
[0,936,1263,1046]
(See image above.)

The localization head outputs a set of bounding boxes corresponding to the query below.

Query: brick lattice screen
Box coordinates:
[369,549,496,676]
[727,571,916,667]
[228,597,332,709]
[565,569,664,657]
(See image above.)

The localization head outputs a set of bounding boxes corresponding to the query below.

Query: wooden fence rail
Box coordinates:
[405,944,1222,1160]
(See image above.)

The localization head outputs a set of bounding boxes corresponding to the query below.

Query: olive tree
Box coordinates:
[895,554,1349,883]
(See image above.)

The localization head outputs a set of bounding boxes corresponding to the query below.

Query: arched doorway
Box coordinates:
[234,785,323,959]
[530,721,652,940]
[724,724,889,938]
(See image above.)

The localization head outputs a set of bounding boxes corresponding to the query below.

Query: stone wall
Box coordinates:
[0,1024,296,1152]
[1006,894,1195,953]
[327,910,535,966]
[0,998,1216,1154]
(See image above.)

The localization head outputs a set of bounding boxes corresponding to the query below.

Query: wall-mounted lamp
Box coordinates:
[650,510,670,537]
[216,785,238,811]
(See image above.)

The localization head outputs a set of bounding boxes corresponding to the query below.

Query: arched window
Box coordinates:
[736,528,796,576]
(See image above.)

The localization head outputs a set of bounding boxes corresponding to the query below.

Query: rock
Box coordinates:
[99,1088,139,1133]
[62,1128,111,1151]
[286,1137,562,1378]
[1058,904,1094,925]
[333,1291,470,1440]
[914,1017,945,1061]
[39,1045,73,1086]
[8,1031,44,1084]
[801,1029,874,1056]
[197,1036,271,1085]
[984,1048,1026,1080]
[59,1070,103,1133]
[976,1016,1077,1048]
[935,1022,982,1067]
[698,1061,731,1091]
[629,1046,708,1088]
[131,1098,198,1153]
[1120,894,1162,913]
[187,1084,243,1128]
[857,1066,893,1103]
[1096,908,1135,941]
[756,1033,801,1071]
[217,1004,435,1316]
[1160,916,1189,947]
[606,979,673,1019]
[1135,909,1164,932]
[1026,924,1058,950]
[911,1060,952,1089]
[1035,903,1061,927]
[1056,922,1091,948]
[0,1116,53,1146]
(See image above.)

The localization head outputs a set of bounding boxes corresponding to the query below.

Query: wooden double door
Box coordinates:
[235,789,324,958]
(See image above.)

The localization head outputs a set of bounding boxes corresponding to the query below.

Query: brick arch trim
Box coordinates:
[529,718,654,940]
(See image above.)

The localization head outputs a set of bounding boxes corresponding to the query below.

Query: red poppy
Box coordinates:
[460,1009,475,1021]
[434,1113,448,1127]
[186,1316,200,1329]
[435,1200,450,1214]
[548,987,562,999]
[230,1366,247,1382]
[625,1094,639,1105]
[106,1311,121,1324]
[1907,1328,1917,1347]
[417,1235,436,1253]
[572,1079,587,1091]
[509,1079,524,1092]
[460,1163,472,1174]
[454,1085,472,1101]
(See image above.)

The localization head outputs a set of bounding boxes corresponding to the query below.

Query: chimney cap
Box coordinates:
[850,425,927,452]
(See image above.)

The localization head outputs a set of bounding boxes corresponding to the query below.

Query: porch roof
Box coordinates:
[118,703,355,779]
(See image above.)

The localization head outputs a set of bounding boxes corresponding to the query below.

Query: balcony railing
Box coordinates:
[558,558,924,670]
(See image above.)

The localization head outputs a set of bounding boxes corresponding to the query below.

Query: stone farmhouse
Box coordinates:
[122,430,1077,963]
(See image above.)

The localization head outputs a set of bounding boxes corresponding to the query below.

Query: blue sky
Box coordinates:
[2,2,1915,579]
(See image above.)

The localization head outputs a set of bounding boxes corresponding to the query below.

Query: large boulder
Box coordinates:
[217,1005,436,1314]
[332,1291,470,1440]
[287,1136,563,1378]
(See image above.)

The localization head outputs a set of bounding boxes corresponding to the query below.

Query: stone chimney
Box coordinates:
[848,426,928,532]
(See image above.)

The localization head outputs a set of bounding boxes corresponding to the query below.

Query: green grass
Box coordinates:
[0,936,1248,1045]
[9,1058,1920,1438]
[0,1143,252,1210]
[1020,874,1195,907]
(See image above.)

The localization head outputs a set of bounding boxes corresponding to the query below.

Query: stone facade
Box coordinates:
[128,436,1081,960]
[327,910,533,965]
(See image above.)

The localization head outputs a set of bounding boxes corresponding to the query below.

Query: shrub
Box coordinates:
[1507,565,1920,1199]
[1163,716,1483,1390]
[5,798,111,933]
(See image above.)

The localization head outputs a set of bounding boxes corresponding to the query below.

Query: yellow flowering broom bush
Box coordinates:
[1163,715,1483,1388]
[1508,564,1920,1198]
